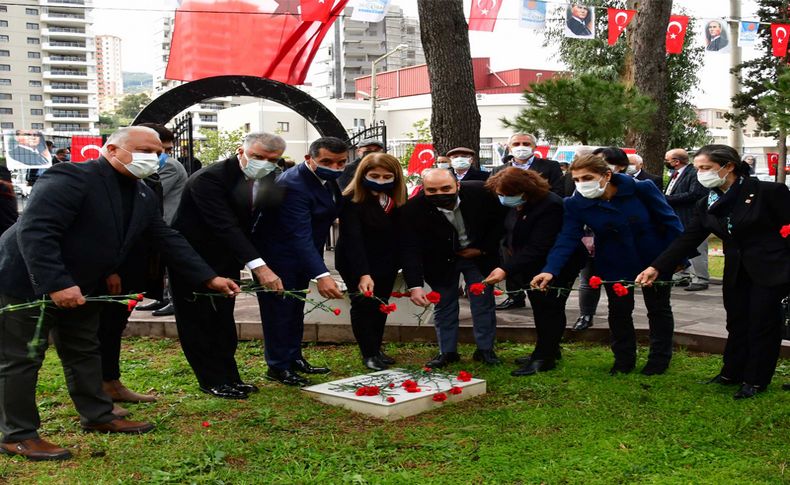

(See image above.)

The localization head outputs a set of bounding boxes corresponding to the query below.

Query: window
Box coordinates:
[0,65,9,71]
[0,6,6,12]
[31,123,44,129]
[26,8,39,15]
[0,79,10,86]
[0,35,8,43]
[0,51,8,57]
[27,37,39,45]
[26,23,39,30]
[30,109,43,116]
[0,122,13,129]
[28,66,41,73]
[277,121,290,133]
[52,123,81,131]
[0,108,12,114]
[29,94,42,101]
[29,80,41,87]
[28,52,40,59]
[0,93,10,100]
[0,21,8,28]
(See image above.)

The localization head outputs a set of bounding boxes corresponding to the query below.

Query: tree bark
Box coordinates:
[417,0,481,163]
[625,0,672,175]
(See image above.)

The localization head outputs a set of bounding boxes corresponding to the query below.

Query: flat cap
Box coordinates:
[357,138,385,149]
[446,146,476,157]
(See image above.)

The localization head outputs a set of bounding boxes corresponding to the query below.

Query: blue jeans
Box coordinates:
[430,259,497,353]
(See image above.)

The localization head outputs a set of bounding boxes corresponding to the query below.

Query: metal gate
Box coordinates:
[170,112,198,175]
[347,122,387,151]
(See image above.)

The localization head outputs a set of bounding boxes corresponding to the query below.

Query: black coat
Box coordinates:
[456,167,490,182]
[335,196,400,287]
[172,156,282,277]
[0,167,17,236]
[635,170,663,191]
[652,177,790,288]
[665,165,707,228]
[561,171,575,197]
[400,181,505,288]
[0,158,216,299]
[492,156,565,196]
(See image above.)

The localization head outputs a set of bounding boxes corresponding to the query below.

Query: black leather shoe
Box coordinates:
[472,349,502,365]
[640,361,669,376]
[136,300,167,312]
[684,283,709,292]
[378,351,395,365]
[673,279,690,288]
[426,352,460,368]
[363,356,388,371]
[511,359,556,376]
[704,373,739,385]
[609,363,634,375]
[292,359,330,374]
[233,382,259,394]
[200,384,248,399]
[734,383,764,399]
[152,302,175,316]
[266,368,309,386]
[496,297,526,311]
[572,315,593,331]
[515,348,562,365]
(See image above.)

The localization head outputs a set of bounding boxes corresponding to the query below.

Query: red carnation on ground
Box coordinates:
[449,386,463,395]
[332,308,342,316]
[135,293,144,301]
[423,366,432,372]
[432,392,447,402]
[406,387,422,393]
[355,386,380,396]
[363,291,373,298]
[468,283,487,296]
[201,421,210,428]
[781,224,790,238]
[612,283,629,297]
[457,371,473,382]
[388,383,395,388]
[493,289,504,296]
[401,379,418,389]
[125,299,138,312]
[426,291,441,304]
[589,276,603,289]
[355,387,366,396]
[386,396,396,403]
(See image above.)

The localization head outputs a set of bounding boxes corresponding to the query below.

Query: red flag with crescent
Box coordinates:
[607,8,636,46]
[771,24,790,57]
[407,143,436,175]
[70,135,103,162]
[469,0,503,32]
[767,152,780,176]
[533,145,550,159]
[665,15,689,54]
[300,0,332,21]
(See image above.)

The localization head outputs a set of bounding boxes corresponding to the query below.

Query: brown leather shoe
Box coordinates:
[112,404,130,418]
[0,438,72,461]
[102,380,157,403]
[82,418,154,434]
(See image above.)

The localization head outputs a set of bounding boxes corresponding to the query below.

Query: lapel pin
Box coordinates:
[745,199,751,204]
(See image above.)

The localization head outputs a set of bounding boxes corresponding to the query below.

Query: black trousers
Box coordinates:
[605,282,674,367]
[171,274,242,389]
[721,267,790,387]
[347,272,397,359]
[97,302,131,381]
[526,285,571,361]
[0,295,115,442]
[257,271,309,371]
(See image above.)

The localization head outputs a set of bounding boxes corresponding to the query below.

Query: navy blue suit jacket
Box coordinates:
[253,162,342,279]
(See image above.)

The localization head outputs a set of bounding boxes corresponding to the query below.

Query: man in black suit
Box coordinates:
[447,146,489,181]
[171,132,286,399]
[492,133,565,310]
[566,4,593,37]
[401,169,505,368]
[664,148,709,291]
[338,138,384,189]
[0,166,17,236]
[705,21,728,52]
[627,153,663,190]
[0,126,239,461]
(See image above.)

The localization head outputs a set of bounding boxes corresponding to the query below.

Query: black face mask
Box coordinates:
[664,161,674,170]
[426,193,458,210]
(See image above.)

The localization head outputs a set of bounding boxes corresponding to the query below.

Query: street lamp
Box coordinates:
[371,43,408,126]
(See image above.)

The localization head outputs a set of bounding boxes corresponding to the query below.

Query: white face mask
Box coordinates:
[241,153,278,179]
[436,162,450,169]
[607,164,619,174]
[625,165,639,175]
[697,168,727,188]
[511,146,533,161]
[118,148,159,179]
[451,157,471,170]
[575,178,608,199]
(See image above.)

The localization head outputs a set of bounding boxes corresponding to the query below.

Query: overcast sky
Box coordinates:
[94,0,761,108]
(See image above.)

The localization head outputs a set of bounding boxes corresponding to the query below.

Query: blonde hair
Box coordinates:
[570,153,610,176]
[342,152,407,207]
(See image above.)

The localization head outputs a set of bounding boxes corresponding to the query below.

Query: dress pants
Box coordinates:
[604,282,674,367]
[721,267,790,387]
[578,258,601,316]
[171,274,242,388]
[348,272,397,359]
[0,295,115,442]
[257,271,309,371]
[431,259,497,353]
[97,302,132,381]
[526,285,571,361]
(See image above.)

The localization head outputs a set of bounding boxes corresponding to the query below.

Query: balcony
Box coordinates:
[44,83,89,93]
[43,55,90,66]
[41,12,90,26]
[44,69,95,81]
[45,98,90,108]
[42,41,94,54]
[42,28,88,39]
[40,0,91,7]
[45,110,98,122]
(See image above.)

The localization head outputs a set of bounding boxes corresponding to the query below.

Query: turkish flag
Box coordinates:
[70,135,103,162]
[766,152,789,175]
[771,24,790,57]
[621,147,637,155]
[165,0,349,85]
[665,15,689,54]
[300,0,332,21]
[607,8,636,46]
[469,0,503,32]
[533,145,550,159]
[407,143,435,175]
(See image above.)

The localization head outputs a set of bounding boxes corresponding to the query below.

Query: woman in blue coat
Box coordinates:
[532,154,683,376]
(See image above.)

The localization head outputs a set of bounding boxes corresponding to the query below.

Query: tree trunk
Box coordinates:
[625,0,672,176]
[417,0,480,163]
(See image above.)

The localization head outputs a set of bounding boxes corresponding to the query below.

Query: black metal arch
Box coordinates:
[132,75,349,141]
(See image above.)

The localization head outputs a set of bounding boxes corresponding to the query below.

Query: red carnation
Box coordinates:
[449,386,462,395]
[425,291,441,304]
[388,303,397,313]
[612,283,629,297]
[386,396,396,403]
[468,282,487,296]
[363,291,373,298]
[391,291,405,298]
[332,308,342,316]
[365,386,380,396]
[135,293,144,301]
[126,299,138,312]
[201,421,210,428]
[388,383,395,388]
[457,371,472,382]
[401,379,418,389]
[423,366,432,372]
[355,387,366,396]
[588,276,603,289]
[406,387,422,393]
[432,392,447,402]
[493,289,504,296]
[781,224,790,238]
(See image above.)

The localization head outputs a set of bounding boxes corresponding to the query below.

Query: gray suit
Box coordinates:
[159,156,188,225]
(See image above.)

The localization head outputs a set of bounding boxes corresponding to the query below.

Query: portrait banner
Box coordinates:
[565,4,595,39]
[703,19,731,54]
[3,130,52,170]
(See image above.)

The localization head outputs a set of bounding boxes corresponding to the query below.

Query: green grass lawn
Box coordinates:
[3,339,790,484]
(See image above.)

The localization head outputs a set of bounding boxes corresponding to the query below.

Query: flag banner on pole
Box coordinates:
[607,8,636,46]
[565,4,595,39]
[666,15,689,54]
[70,136,103,163]
[533,145,550,159]
[771,23,790,57]
[469,0,503,32]
[702,19,730,54]
[300,0,334,22]
[350,0,391,23]
[407,144,436,175]
[738,21,759,46]
[519,0,547,30]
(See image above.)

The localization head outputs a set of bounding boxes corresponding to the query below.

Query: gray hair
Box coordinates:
[104,126,158,148]
[508,133,537,146]
[243,132,286,152]
[422,167,458,182]
[628,154,643,164]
